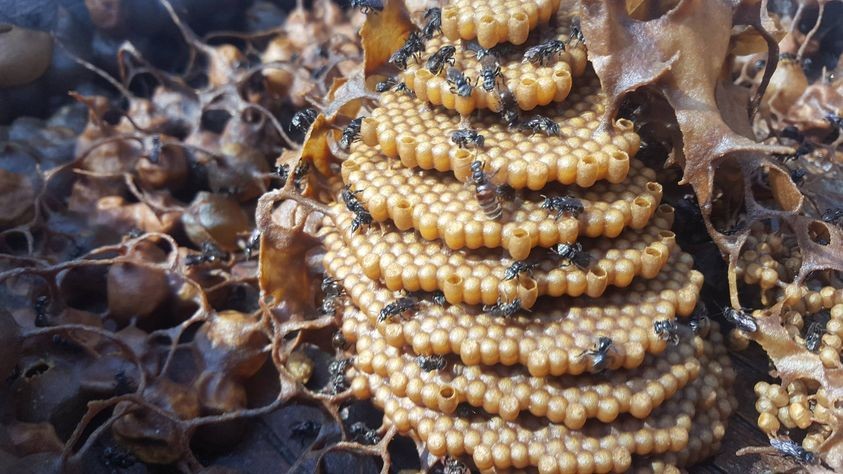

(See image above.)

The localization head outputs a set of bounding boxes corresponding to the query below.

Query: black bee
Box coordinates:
[332,331,349,350]
[275,163,290,186]
[350,0,383,14]
[321,295,339,316]
[496,87,520,127]
[541,195,584,219]
[185,241,228,266]
[432,290,447,305]
[244,229,260,260]
[34,295,50,327]
[723,307,758,333]
[518,115,560,136]
[125,228,144,239]
[442,456,470,474]
[417,354,447,371]
[326,358,352,394]
[421,7,442,39]
[451,128,485,148]
[292,161,310,190]
[378,297,419,323]
[389,31,426,69]
[375,77,416,97]
[388,49,411,70]
[569,18,585,46]
[469,160,502,220]
[483,298,523,318]
[479,56,503,92]
[349,421,381,445]
[654,319,680,345]
[341,185,364,211]
[496,184,516,201]
[503,261,537,280]
[340,117,363,151]
[580,336,614,373]
[146,134,161,164]
[455,403,482,418]
[822,208,842,225]
[805,321,825,352]
[291,108,318,134]
[464,40,492,60]
[790,167,807,185]
[427,45,456,75]
[322,276,343,299]
[769,437,817,464]
[375,77,397,92]
[689,305,710,336]
[290,420,321,442]
[446,67,474,97]
[523,39,566,65]
[341,185,373,234]
[552,242,592,270]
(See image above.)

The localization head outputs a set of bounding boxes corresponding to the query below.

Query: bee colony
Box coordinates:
[322,0,737,471]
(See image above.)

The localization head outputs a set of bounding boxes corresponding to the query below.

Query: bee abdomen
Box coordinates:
[476,185,502,220]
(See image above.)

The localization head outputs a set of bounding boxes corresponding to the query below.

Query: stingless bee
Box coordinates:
[654,319,680,345]
[541,195,584,219]
[479,55,503,92]
[503,261,537,280]
[446,67,474,97]
[427,45,456,75]
[523,39,566,65]
[579,336,615,373]
[451,128,485,148]
[518,114,560,136]
[482,297,523,318]
[469,160,502,220]
[417,354,447,372]
[552,242,592,270]
[339,117,363,151]
[291,108,317,134]
[421,7,442,39]
[378,296,419,323]
[723,306,758,333]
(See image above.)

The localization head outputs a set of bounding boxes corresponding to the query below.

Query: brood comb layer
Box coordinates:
[441,0,562,50]
[325,228,703,373]
[361,76,639,188]
[330,203,676,306]
[321,1,735,470]
[342,145,660,260]
[344,303,734,472]
[402,4,587,114]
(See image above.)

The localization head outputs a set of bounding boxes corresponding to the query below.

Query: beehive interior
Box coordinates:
[324,1,737,471]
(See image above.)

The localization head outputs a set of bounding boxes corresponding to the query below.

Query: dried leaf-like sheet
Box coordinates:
[580,0,843,469]
[361,0,415,75]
